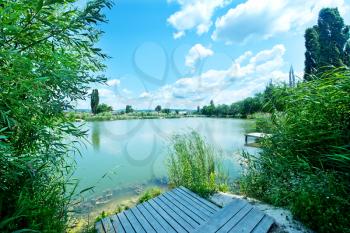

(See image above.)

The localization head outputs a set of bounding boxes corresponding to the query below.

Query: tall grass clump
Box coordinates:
[167,131,228,197]
[240,68,350,233]
[137,187,162,204]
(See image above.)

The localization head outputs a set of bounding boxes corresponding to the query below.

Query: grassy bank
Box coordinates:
[239,68,350,233]
[66,111,264,122]
[66,111,196,122]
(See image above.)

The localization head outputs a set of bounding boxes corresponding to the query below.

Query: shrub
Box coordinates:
[137,187,162,204]
[240,68,350,233]
[167,131,228,197]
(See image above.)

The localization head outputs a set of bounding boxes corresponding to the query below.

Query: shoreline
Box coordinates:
[66,112,259,122]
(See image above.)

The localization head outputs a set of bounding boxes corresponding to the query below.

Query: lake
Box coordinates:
[72,117,257,216]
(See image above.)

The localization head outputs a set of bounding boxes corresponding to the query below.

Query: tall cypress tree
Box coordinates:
[304,8,350,81]
[304,26,320,81]
[91,89,99,114]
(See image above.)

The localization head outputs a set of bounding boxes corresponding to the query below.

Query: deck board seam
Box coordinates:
[223,206,254,232]
[179,187,219,211]
[127,208,147,233]
[136,204,167,233]
[130,206,157,233]
[144,200,178,233]
[156,195,197,229]
[166,191,209,220]
[170,190,213,217]
[162,193,204,225]
[149,198,189,233]
[115,214,127,233]
[176,188,216,214]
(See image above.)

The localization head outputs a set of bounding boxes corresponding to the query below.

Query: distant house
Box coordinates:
[178,111,188,115]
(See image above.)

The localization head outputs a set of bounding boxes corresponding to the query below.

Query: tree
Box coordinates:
[155,105,162,113]
[162,108,171,114]
[96,103,113,113]
[126,105,134,113]
[304,26,320,80]
[304,8,350,80]
[0,0,112,231]
[91,89,99,114]
[197,106,200,114]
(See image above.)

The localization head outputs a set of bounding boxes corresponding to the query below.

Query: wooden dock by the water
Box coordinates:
[244,132,272,147]
[95,186,274,233]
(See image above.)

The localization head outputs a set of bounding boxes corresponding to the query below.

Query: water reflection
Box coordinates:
[91,123,100,151]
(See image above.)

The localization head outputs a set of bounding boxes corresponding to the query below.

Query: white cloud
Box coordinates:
[167,0,232,39]
[185,44,214,72]
[212,0,350,43]
[106,79,120,87]
[77,45,291,110]
[127,44,288,109]
[139,92,151,98]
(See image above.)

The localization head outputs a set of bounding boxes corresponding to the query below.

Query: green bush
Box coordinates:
[167,131,228,197]
[240,68,350,233]
[0,0,112,232]
[137,187,162,204]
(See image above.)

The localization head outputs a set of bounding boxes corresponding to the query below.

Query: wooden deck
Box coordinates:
[95,187,274,233]
[244,132,272,147]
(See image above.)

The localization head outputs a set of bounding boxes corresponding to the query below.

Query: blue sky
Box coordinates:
[77,0,350,110]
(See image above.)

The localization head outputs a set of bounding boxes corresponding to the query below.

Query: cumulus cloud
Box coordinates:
[185,44,214,72]
[212,0,350,43]
[106,79,121,87]
[167,0,231,39]
[77,45,291,110]
[129,44,288,109]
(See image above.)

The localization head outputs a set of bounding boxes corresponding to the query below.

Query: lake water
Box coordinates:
[72,118,257,216]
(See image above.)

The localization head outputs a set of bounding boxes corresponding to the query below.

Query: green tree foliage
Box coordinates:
[200,83,289,118]
[161,108,171,114]
[91,89,100,114]
[304,8,350,80]
[125,105,133,113]
[0,0,112,231]
[240,68,350,233]
[155,105,161,112]
[96,103,113,114]
[167,131,228,197]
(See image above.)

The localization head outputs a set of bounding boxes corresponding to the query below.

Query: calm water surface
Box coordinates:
[73,118,257,214]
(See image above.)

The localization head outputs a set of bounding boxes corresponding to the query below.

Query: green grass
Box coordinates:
[240,68,350,233]
[167,131,228,197]
[137,187,163,204]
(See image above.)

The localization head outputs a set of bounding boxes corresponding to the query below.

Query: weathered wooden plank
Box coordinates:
[252,215,274,233]
[117,212,136,233]
[102,217,116,233]
[166,191,210,221]
[175,188,217,214]
[162,192,206,224]
[216,204,253,233]
[193,199,247,233]
[130,206,157,233]
[179,187,220,211]
[110,215,125,233]
[124,209,146,233]
[229,208,265,232]
[95,221,106,233]
[155,195,196,230]
[171,189,213,217]
[148,199,187,233]
[137,204,167,233]
[143,201,177,233]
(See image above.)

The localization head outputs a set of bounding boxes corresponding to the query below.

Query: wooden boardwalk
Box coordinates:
[95,187,274,233]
